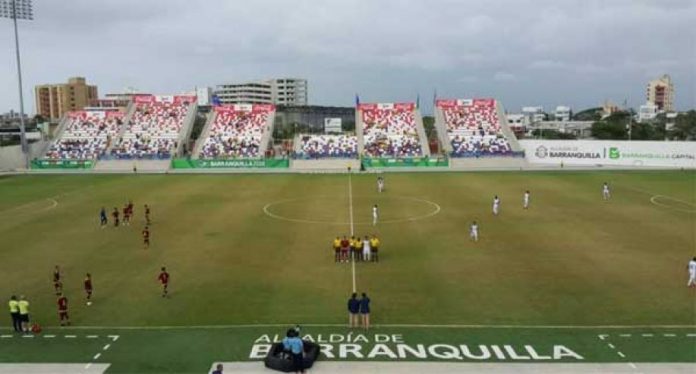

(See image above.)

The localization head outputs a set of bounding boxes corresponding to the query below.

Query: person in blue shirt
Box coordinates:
[211,363,223,374]
[347,293,360,328]
[99,207,107,228]
[359,293,371,330]
[286,330,305,373]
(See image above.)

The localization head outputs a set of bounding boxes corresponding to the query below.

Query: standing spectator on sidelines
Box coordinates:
[347,293,360,327]
[359,293,371,330]
[8,295,20,333]
[18,296,30,332]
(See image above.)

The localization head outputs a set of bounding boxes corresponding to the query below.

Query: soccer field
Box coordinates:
[0,171,694,373]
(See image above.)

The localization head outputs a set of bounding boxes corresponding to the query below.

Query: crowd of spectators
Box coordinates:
[442,102,513,156]
[200,109,270,159]
[45,111,123,160]
[296,135,357,159]
[110,102,190,159]
[362,108,422,157]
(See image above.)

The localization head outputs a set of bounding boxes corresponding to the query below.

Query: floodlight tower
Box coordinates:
[1,0,33,168]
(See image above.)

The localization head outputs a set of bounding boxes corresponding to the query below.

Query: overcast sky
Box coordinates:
[0,0,694,115]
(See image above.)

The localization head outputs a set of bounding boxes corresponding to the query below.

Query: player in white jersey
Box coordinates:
[687,257,696,288]
[470,221,479,242]
[377,177,385,193]
[372,204,379,226]
[362,236,371,262]
[523,190,530,209]
[492,195,500,216]
[602,182,611,200]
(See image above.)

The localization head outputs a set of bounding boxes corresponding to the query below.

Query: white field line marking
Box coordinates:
[607,343,615,349]
[64,335,76,338]
[93,353,101,360]
[348,173,356,293]
[108,335,119,341]
[619,333,632,337]
[621,185,696,213]
[663,333,676,337]
[262,196,441,225]
[628,363,637,369]
[0,335,12,338]
[86,335,98,338]
[44,335,56,338]
[617,351,626,358]
[102,344,110,350]
[21,335,33,338]
[31,323,696,330]
[0,198,58,215]
[687,333,696,337]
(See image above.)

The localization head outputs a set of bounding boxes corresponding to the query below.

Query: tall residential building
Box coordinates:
[646,74,674,112]
[34,77,98,121]
[214,78,308,105]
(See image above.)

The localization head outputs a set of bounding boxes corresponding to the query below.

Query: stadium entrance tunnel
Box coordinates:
[263,195,441,225]
[264,341,320,372]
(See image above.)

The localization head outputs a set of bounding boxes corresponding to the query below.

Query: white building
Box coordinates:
[196,87,213,106]
[214,78,308,105]
[554,106,571,122]
[638,102,659,123]
[522,106,545,124]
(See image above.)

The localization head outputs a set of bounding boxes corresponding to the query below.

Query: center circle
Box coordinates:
[650,195,696,213]
[263,195,441,225]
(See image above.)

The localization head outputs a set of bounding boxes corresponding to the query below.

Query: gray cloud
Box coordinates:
[0,0,693,116]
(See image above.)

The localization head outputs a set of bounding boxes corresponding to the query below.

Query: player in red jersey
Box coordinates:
[144,204,151,225]
[57,293,70,326]
[122,204,130,226]
[142,226,150,249]
[112,207,120,227]
[52,265,62,295]
[84,273,93,306]
[340,236,350,263]
[158,267,169,297]
[127,200,134,216]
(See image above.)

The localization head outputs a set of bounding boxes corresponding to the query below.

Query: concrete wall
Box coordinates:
[0,140,51,171]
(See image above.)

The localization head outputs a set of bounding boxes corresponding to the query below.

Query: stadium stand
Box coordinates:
[198,104,274,159]
[358,103,424,158]
[295,134,358,159]
[45,110,124,160]
[109,95,195,160]
[436,99,514,157]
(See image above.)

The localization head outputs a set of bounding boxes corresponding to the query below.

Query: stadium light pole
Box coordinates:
[1,0,33,168]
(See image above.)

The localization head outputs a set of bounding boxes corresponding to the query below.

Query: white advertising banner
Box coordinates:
[324,118,343,133]
[519,140,696,168]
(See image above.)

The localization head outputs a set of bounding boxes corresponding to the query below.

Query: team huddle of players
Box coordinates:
[333,235,381,263]
[99,201,151,249]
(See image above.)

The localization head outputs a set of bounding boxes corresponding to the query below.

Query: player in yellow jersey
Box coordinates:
[332,237,341,263]
[370,235,380,262]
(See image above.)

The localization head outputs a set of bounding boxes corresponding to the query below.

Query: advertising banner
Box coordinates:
[324,118,343,133]
[362,157,449,168]
[133,95,155,104]
[171,158,290,169]
[31,159,94,169]
[520,140,696,168]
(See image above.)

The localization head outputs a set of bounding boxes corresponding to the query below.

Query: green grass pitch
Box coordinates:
[0,171,694,373]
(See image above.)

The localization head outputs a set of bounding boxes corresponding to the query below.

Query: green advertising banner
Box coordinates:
[362,157,449,168]
[31,159,94,169]
[171,158,290,169]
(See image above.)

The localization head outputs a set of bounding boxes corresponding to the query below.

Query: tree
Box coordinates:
[531,129,577,140]
[572,107,602,121]
[422,116,436,140]
[591,111,630,139]
[668,110,696,140]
